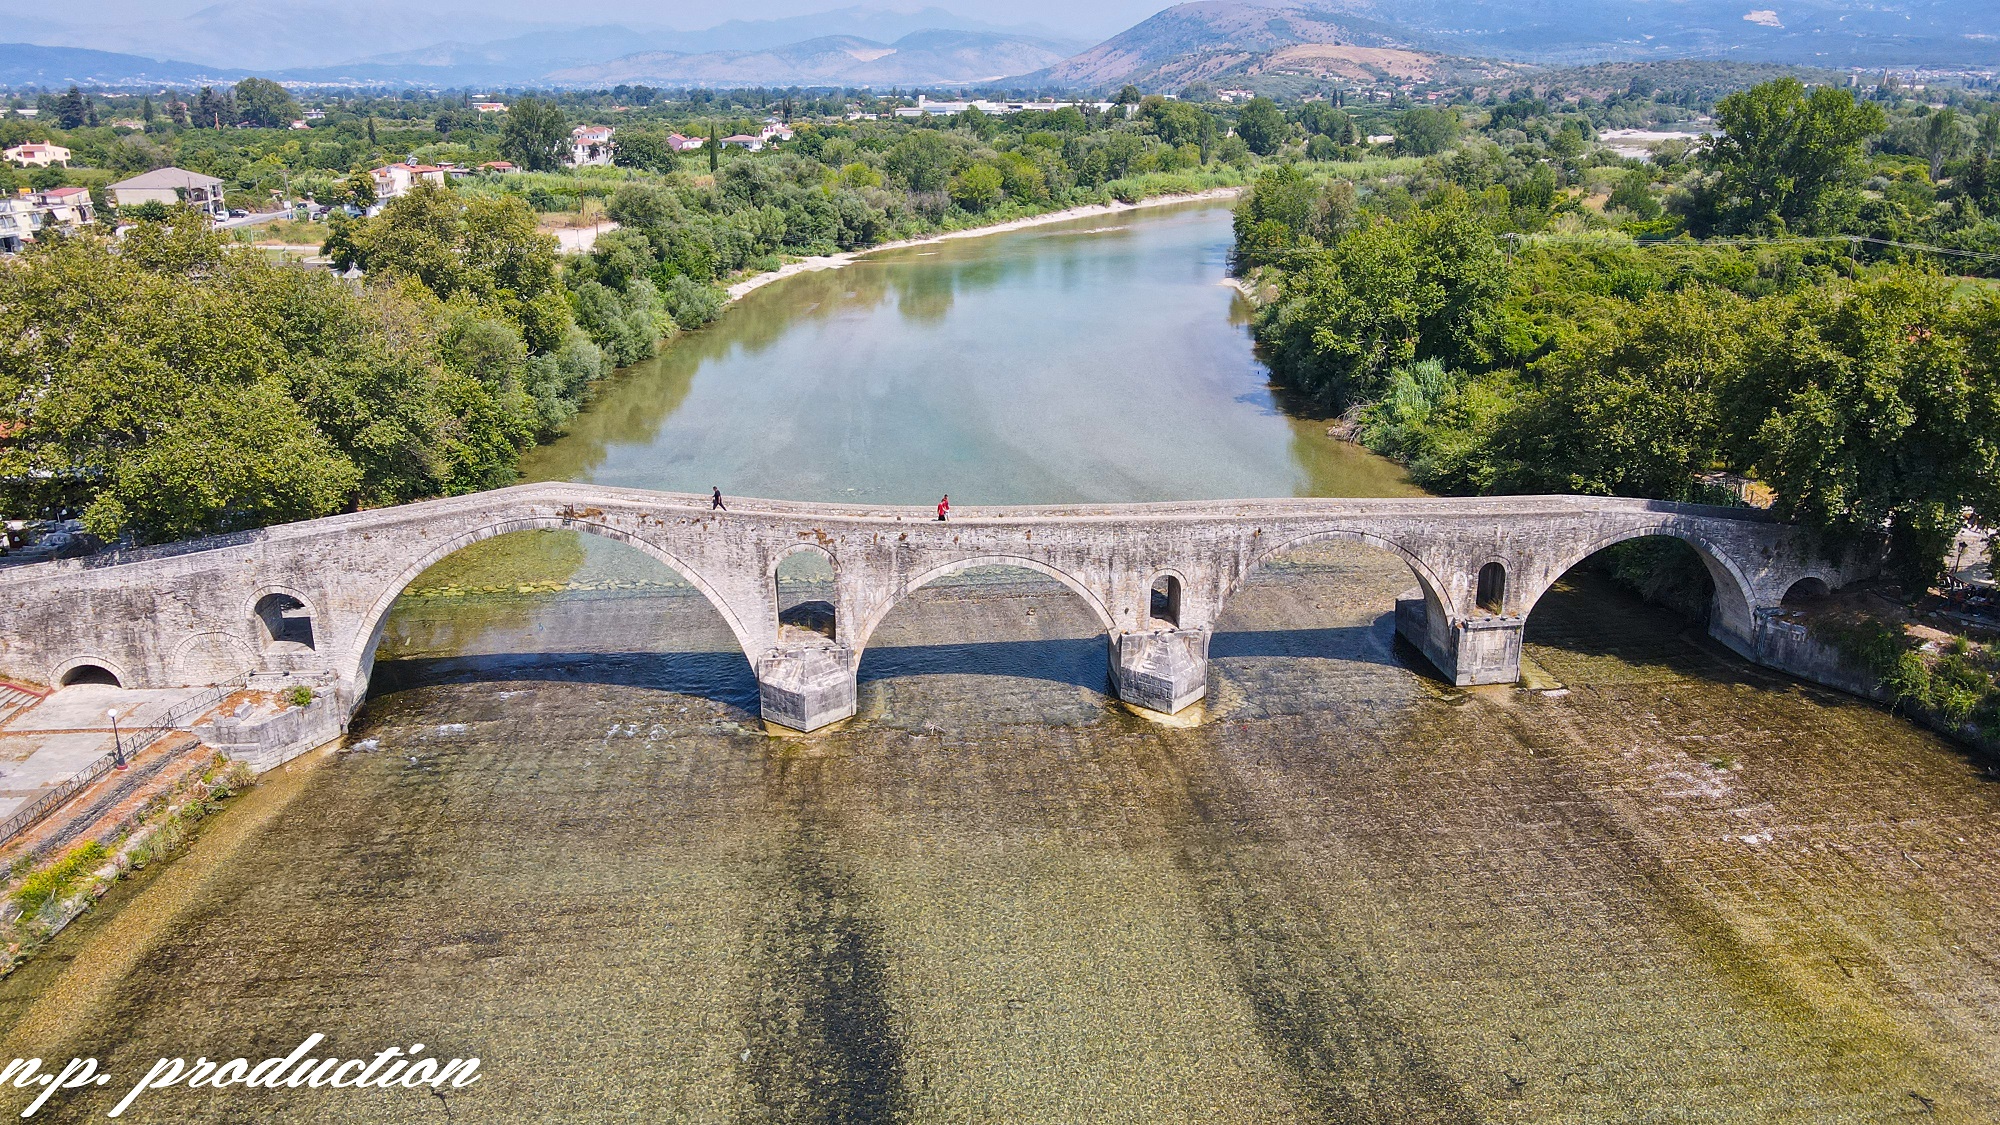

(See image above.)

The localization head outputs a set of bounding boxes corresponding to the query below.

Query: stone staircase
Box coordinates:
[0,681,46,726]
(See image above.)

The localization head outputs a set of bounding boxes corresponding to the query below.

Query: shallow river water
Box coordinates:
[0,205,1997,1123]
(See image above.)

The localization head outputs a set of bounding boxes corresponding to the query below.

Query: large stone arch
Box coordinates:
[337,517,758,698]
[851,553,1115,661]
[1522,521,1762,646]
[1218,526,1456,630]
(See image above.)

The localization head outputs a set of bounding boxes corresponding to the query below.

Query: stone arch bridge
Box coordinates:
[0,483,1866,731]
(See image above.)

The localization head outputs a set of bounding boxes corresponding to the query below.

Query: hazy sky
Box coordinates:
[16,0,1175,40]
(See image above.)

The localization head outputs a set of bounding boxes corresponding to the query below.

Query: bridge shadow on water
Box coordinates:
[858,623,1415,696]
[367,623,1425,712]
[369,652,763,713]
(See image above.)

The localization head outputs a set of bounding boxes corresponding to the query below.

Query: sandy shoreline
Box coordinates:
[724,186,1247,302]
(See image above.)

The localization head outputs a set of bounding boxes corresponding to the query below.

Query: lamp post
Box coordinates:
[107,708,126,771]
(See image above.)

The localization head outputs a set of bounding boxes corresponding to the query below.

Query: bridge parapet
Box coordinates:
[0,484,1871,732]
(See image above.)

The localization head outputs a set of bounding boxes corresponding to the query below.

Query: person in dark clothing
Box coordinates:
[712,487,727,511]
[936,495,949,522]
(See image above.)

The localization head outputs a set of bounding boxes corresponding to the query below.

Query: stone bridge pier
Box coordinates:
[0,485,1872,736]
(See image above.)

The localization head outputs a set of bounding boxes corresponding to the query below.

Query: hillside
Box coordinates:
[0,43,238,86]
[1034,2,1433,88]
[547,29,1076,88]
[1031,0,2000,90]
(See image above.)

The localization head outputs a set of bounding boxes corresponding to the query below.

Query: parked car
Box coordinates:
[228,208,248,218]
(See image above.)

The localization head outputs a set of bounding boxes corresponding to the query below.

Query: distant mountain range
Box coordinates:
[0,0,1994,92]
[1031,3,1462,89]
[1021,0,2000,90]
[0,43,240,86]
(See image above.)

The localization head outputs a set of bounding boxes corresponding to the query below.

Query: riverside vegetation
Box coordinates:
[1233,76,2000,739]
[1,90,1291,546]
[0,756,253,974]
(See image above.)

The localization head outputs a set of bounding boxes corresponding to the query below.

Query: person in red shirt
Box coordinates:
[936,495,949,522]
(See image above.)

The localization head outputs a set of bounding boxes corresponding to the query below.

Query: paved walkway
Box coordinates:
[0,684,211,821]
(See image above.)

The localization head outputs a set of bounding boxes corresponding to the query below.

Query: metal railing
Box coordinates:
[0,679,241,848]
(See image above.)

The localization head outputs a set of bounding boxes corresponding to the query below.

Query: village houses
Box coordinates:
[3,142,70,168]
[569,125,614,167]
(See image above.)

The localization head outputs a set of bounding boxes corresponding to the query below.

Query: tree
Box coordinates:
[1493,287,1749,498]
[1924,107,1963,183]
[323,182,570,354]
[233,78,297,128]
[612,130,674,173]
[887,130,955,193]
[500,97,568,172]
[194,86,233,129]
[1692,78,1885,235]
[50,86,88,130]
[1721,273,2000,588]
[1258,195,1509,404]
[1235,97,1287,156]
[709,124,720,173]
[1606,169,1662,221]
[1232,163,1321,268]
[140,95,154,123]
[335,169,376,209]
[948,163,1004,211]
[1140,99,1216,154]
[1394,107,1460,157]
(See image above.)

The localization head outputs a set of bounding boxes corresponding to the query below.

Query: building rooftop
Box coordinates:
[107,167,223,191]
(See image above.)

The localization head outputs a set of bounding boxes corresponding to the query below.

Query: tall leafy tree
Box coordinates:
[50,86,88,130]
[322,182,572,354]
[1923,107,1964,182]
[611,130,675,172]
[1690,78,1885,235]
[886,130,955,193]
[1234,97,1287,157]
[1722,273,2000,587]
[1258,194,1508,404]
[232,77,298,129]
[193,86,233,129]
[500,97,568,172]
[1494,287,1750,498]
[1394,107,1460,157]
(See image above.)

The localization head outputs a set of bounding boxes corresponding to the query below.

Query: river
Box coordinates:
[1,203,1997,1124]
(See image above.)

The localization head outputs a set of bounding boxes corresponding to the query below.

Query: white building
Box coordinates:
[34,186,93,227]
[569,125,614,167]
[107,167,226,215]
[368,163,448,201]
[0,196,40,252]
[369,163,413,200]
[4,142,70,167]
[0,186,96,253]
[892,95,1117,118]
[666,133,706,152]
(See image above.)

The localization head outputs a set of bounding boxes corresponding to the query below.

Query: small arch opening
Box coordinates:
[1782,577,1832,606]
[1150,574,1182,628]
[1476,562,1507,614]
[60,664,120,687]
[776,548,838,642]
[254,593,316,649]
